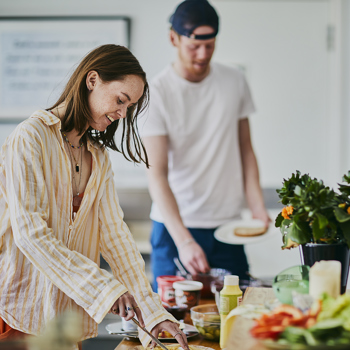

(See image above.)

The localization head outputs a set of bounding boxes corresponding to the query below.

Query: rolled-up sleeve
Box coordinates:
[99,159,177,347]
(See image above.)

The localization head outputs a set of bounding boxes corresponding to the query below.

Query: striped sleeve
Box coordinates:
[5,126,127,323]
[99,158,177,347]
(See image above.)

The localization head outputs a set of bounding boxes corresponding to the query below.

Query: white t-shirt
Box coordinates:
[139,62,256,228]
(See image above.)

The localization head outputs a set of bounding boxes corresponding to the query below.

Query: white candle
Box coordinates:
[309,260,341,299]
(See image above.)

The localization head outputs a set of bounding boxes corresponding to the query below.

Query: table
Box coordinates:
[114,287,275,350]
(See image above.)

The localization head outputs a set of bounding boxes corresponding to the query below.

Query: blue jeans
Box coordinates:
[150,221,249,291]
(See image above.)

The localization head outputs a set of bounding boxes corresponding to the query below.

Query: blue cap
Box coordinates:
[169,0,219,40]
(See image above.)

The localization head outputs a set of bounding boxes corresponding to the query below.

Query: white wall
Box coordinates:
[1,0,349,191]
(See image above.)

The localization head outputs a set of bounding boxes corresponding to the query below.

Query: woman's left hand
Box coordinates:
[150,320,189,350]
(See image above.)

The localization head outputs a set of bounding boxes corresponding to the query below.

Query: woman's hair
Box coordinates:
[49,44,149,167]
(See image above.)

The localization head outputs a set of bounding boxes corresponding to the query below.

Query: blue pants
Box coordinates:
[150,221,249,291]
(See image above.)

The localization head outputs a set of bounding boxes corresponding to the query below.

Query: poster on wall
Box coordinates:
[0,16,130,120]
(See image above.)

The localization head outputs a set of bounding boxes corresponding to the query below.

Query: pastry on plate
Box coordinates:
[233,226,266,237]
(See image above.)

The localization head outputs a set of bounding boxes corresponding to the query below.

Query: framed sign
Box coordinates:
[0,16,130,120]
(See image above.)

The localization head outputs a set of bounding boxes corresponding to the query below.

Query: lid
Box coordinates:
[224,275,239,286]
[157,275,185,284]
[173,280,203,291]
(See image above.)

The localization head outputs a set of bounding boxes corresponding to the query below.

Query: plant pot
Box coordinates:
[299,242,350,294]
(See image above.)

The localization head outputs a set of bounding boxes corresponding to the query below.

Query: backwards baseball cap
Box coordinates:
[169,0,219,40]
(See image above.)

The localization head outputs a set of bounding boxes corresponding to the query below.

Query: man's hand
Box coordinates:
[252,208,271,228]
[178,241,210,275]
[150,320,189,350]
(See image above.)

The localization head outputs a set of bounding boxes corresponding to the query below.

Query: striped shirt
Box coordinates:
[0,110,174,346]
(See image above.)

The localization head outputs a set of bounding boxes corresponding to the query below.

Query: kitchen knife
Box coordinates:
[131,317,170,350]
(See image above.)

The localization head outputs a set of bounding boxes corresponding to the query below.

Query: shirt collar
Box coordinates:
[32,109,100,150]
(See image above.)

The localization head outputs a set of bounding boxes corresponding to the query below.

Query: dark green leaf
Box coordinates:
[316,213,328,229]
[334,207,350,223]
[275,212,284,227]
[312,217,324,241]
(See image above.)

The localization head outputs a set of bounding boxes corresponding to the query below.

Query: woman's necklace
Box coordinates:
[62,132,83,149]
[65,139,83,206]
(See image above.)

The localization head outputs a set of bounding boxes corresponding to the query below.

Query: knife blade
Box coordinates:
[131,317,170,350]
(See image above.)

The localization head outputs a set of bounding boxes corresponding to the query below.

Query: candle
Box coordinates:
[309,260,341,299]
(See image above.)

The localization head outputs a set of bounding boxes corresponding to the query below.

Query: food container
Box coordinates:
[162,303,188,321]
[157,275,185,306]
[190,304,221,341]
[192,268,231,298]
[173,280,203,310]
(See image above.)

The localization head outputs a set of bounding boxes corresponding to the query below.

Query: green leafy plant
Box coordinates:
[275,170,350,249]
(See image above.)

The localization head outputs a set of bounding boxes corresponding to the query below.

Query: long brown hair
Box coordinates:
[49,44,149,167]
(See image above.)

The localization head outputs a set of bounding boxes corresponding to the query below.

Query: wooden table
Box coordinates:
[114,297,221,350]
[114,287,275,350]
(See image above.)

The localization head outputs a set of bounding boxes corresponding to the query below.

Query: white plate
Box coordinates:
[214,219,278,245]
[105,321,199,340]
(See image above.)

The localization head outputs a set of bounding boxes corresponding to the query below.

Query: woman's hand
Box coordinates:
[110,291,145,327]
[150,320,189,350]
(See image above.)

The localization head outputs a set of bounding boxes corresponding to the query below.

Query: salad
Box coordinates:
[250,293,350,347]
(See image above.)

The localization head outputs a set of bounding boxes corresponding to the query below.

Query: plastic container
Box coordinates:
[173,280,203,310]
[192,268,231,298]
[190,304,221,341]
[157,275,185,306]
[219,275,242,349]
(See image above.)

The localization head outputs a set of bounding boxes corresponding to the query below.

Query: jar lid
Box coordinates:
[156,275,185,284]
[173,280,203,291]
[224,275,239,286]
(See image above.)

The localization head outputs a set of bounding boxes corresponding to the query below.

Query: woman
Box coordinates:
[0,44,188,350]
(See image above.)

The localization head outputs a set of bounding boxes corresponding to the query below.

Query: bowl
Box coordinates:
[272,265,310,305]
[163,304,188,321]
[190,304,221,341]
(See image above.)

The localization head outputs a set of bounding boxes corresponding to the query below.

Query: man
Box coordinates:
[140,0,270,290]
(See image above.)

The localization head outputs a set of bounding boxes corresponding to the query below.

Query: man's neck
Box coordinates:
[172,61,211,83]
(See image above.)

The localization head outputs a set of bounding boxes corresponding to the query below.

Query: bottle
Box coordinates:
[219,275,242,349]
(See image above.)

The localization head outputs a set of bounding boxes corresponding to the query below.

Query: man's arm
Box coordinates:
[239,118,271,227]
[142,135,209,274]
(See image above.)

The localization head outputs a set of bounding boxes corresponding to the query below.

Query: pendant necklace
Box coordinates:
[62,132,83,173]
[65,139,83,207]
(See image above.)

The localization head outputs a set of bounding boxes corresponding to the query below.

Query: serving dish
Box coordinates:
[261,340,350,350]
[214,219,277,245]
[105,321,199,340]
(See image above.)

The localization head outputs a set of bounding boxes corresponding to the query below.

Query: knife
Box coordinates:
[131,317,170,350]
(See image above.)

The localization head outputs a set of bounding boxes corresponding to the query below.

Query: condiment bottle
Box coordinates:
[219,275,242,349]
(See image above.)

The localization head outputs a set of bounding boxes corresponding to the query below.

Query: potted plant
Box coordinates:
[275,170,350,293]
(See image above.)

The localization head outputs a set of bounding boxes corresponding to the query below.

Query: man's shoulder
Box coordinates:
[212,62,245,79]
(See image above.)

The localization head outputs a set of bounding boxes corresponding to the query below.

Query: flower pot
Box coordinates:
[299,242,350,294]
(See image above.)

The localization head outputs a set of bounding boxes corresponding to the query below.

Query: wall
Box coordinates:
[1,0,348,191]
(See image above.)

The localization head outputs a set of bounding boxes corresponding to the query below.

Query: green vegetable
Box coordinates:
[318,293,350,330]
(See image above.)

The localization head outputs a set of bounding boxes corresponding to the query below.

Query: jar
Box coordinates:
[173,280,203,310]
[157,275,185,306]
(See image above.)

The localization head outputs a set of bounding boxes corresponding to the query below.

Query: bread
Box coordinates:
[234,226,266,237]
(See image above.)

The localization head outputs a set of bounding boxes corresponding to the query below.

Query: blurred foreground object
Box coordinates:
[0,311,82,350]
[29,311,82,350]
[309,260,341,299]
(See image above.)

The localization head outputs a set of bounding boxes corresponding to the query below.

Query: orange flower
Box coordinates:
[282,206,294,219]
[347,207,350,215]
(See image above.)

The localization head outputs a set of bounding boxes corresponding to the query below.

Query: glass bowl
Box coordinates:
[190,304,221,341]
[272,265,310,305]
